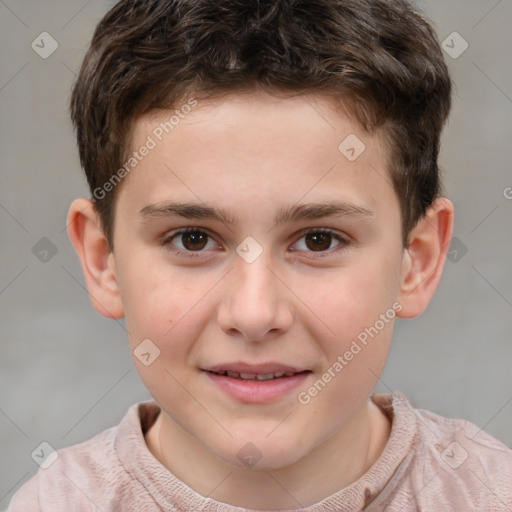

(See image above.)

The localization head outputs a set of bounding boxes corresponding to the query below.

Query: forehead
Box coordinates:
[119,91,397,224]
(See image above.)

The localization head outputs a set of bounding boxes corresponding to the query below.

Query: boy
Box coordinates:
[8,0,512,510]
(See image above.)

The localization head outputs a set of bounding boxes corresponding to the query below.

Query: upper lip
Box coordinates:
[203,362,310,374]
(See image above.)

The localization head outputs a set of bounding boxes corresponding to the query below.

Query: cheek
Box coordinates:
[292,251,399,392]
[304,264,396,338]
[119,257,222,367]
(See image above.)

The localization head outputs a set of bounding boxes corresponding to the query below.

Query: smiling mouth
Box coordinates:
[205,370,310,380]
[203,367,312,403]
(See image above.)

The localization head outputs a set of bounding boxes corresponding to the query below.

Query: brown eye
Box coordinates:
[165,229,218,255]
[304,231,333,251]
[180,230,209,251]
[292,229,348,256]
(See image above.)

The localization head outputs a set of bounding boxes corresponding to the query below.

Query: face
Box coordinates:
[111,91,406,469]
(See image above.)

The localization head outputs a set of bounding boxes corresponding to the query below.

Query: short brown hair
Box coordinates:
[70,0,452,250]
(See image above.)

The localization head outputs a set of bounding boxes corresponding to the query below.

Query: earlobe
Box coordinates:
[66,198,124,319]
[397,197,454,318]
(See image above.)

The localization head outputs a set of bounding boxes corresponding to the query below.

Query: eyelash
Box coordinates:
[161,227,350,259]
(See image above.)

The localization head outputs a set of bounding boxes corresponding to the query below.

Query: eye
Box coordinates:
[163,228,219,256]
[292,228,348,255]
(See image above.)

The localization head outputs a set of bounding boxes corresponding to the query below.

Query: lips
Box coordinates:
[203,364,312,403]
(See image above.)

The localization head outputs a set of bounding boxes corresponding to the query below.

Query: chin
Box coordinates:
[213,433,309,471]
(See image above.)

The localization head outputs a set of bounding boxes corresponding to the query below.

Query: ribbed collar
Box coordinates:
[115,391,418,511]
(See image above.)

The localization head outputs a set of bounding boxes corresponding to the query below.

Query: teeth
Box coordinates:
[255,373,275,380]
[212,370,300,380]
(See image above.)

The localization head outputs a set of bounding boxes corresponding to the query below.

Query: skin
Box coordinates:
[67,91,454,509]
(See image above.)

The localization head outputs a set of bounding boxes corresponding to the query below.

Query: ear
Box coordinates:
[397,197,454,318]
[66,198,124,319]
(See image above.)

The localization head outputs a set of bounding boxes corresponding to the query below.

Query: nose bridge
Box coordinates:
[217,247,293,340]
[233,234,277,296]
[234,249,279,310]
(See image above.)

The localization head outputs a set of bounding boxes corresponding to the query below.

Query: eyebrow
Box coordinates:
[139,200,374,226]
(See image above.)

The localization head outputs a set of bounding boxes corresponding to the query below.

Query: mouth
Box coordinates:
[202,363,312,403]
[205,369,308,380]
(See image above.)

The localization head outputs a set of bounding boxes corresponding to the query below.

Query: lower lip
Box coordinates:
[204,371,311,403]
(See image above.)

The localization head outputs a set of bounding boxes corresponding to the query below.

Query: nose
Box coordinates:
[216,252,294,343]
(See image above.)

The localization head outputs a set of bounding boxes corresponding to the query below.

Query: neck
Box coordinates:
[145,398,391,510]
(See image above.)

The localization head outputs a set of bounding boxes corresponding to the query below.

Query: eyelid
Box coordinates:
[294,227,349,243]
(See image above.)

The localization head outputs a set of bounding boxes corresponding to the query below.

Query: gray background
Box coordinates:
[1,0,511,508]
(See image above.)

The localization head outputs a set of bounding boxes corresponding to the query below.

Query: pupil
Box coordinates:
[306,232,331,251]
[183,231,207,251]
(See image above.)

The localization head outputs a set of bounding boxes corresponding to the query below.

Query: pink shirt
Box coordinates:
[7,391,512,511]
